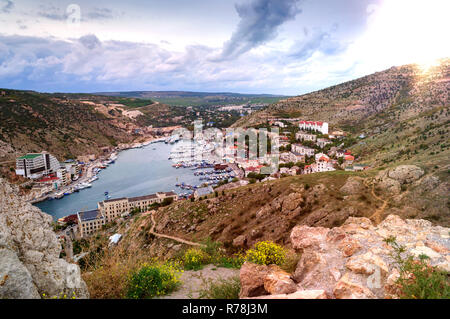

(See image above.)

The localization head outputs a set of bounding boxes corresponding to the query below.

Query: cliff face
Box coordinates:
[0,178,89,299]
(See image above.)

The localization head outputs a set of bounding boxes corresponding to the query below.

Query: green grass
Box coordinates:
[198,276,241,299]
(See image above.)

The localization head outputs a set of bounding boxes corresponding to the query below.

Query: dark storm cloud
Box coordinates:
[219,0,302,60]
[289,27,346,60]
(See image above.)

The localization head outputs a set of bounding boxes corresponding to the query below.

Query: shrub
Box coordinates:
[161,197,174,206]
[384,236,450,299]
[126,262,182,299]
[198,276,241,299]
[183,248,209,270]
[245,241,287,266]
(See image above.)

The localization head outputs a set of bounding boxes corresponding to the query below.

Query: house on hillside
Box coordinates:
[316,138,332,148]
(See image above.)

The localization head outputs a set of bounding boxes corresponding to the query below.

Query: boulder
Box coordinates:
[388,165,424,184]
[290,225,329,251]
[282,192,304,212]
[333,273,376,299]
[345,252,389,275]
[263,265,298,295]
[376,176,401,194]
[239,262,271,298]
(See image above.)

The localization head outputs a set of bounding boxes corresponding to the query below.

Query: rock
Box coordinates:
[333,273,376,299]
[282,192,304,211]
[377,176,401,194]
[290,225,329,251]
[239,262,270,298]
[340,177,365,195]
[233,235,247,248]
[263,265,298,295]
[0,179,89,299]
[388,165,424,184]
[345,252,389,275]
[244,212,450,299]
[338,237,362,257]
[0,248,40,298]
[247,289,327,299]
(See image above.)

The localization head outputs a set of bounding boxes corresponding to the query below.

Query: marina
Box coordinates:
[34,140,233,220]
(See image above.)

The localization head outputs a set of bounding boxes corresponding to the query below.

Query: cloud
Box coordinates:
[0,0,14,13]
[85,7,115,21]
[37,5,115,22]
[0,32,364,95]
[79,34,101,50]
[288,27,346,60]
[218,0,301,60]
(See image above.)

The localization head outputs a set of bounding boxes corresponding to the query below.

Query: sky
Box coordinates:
[0,0,449,95]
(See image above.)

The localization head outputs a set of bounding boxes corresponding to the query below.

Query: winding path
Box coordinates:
[364,179,389,225]
[148,210,204,247]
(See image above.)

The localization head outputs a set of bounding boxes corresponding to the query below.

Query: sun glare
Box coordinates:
[353,0,449,74]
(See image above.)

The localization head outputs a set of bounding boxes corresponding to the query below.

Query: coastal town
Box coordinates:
[14,118,369,240]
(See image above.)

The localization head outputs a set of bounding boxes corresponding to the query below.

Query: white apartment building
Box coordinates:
[291,144,315,157]
[316,138,332,148]
[298,121,329,135]
[296,131,317,142]
[15,151,60,179]
[78,191,178,237]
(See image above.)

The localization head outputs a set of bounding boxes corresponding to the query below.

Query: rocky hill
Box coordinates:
[76,164,449,298]
[235,59,449,170]
[0,89,138,162]
[0,178,89,298]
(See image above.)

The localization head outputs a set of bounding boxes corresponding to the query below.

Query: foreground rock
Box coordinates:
[0,179,89,299]
[241,214,449,299]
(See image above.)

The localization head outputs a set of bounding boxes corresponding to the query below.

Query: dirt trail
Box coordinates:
[364,179,389,225]
[159,264,239,299]
[148,210,204,247]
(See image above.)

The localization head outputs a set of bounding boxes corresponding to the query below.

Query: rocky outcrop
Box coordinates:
[387,165,424,184]
[241,214,449,299]
[340,177,366,195]
[0,179,89,299]
[375,165,424,194]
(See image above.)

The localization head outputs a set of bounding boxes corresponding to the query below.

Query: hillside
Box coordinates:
[95,91,286,107]
[77,164,449,298]
[235,59,449,170]
[0,89,138,161]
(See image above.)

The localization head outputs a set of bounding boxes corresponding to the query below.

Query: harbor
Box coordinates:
[34,140,233,220]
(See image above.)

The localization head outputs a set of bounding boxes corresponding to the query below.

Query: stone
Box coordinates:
[338,238,362,257]
[263,265,298,295]
[345,252,389,275]
[290,225,329,251]
[239,262,271,298]
[333,273,376,299]
[282,192,304,211]
[247,289,327,299]
[0,248,40,299]
[0,178,89,299]
[232,235,247,248]
[388,165,424,184]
